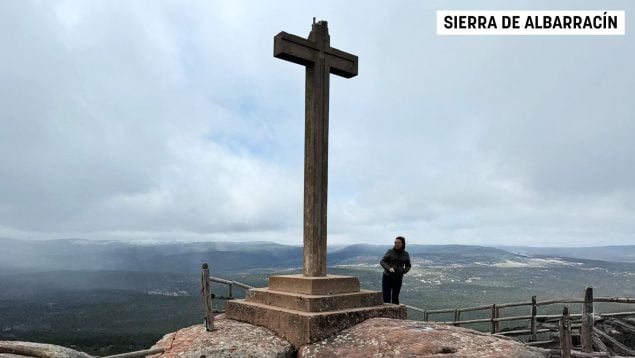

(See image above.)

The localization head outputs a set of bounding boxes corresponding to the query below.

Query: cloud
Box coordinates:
[0,0,633,246]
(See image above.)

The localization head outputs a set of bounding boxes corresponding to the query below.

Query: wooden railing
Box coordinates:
[405,287,635,344]
[209,276,253,298]
[201,263,253,331]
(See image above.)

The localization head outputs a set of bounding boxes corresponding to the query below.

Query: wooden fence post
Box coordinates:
[530,295,537,341]
[491,304,499,333]
[581,287,593,353]
[454,309,460,326]
[201,263,215,331]
[559,306,572,358]
[423,309,428,322]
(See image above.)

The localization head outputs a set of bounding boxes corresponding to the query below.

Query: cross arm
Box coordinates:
[274,31,317,66]
[326,47,358,78]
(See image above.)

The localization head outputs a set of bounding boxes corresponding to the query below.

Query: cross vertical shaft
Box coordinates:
[303,22,329,277]
[274,20,358,277]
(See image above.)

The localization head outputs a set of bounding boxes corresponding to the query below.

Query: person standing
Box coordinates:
[380,236,411,304]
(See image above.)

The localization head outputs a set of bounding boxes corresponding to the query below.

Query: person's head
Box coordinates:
[393,236,406,252]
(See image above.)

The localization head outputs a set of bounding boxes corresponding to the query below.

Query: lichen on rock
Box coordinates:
[149,316,547,358]
[297,318,546,357]
[148,315,294,358]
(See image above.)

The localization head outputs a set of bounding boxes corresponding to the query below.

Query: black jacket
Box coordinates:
[380,248,411,277]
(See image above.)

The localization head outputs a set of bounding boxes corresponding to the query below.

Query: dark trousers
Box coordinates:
[382,274,403,304]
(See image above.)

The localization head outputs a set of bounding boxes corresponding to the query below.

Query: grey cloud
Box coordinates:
[0,0,633,246]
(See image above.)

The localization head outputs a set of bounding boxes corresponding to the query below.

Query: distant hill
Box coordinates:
[2,237,634,275]
[329,244,518,266]
[0,238,301,274]
[498,245,635,263]
[0,238,525,274]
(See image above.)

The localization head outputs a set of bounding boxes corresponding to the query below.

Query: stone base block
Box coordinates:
[268,274,360,295]
[247,288,383,312]
[225,300,406,348]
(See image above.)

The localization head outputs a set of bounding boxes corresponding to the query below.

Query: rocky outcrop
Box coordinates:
[148,315,294,358]
[298,318,546,357]
[0,341,92,358]
[150,316,546,357]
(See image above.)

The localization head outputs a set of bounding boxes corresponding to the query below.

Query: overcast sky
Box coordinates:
[0,1,633,246]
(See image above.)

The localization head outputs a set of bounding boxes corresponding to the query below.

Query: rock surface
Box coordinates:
[150,316,547,358]
[298,318,546,358]
[0,341,92,358]
[148,315,294,358]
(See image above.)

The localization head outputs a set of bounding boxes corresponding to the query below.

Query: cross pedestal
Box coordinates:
[225,20,406,348]
[225,273,405,348]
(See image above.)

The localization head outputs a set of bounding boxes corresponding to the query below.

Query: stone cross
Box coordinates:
[274,20,358,277]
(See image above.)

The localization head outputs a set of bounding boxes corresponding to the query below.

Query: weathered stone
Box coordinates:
[149,317,548,358]
[225,300,406,348]
[298,318,547,358]
[247,288,383,312]
[227,274,403,347]
[0,341,92,358]
[148,315,294,358]
[268,274,360,295]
